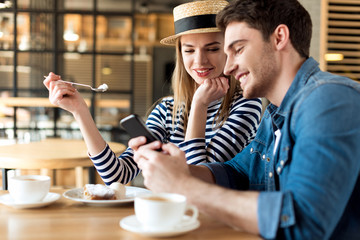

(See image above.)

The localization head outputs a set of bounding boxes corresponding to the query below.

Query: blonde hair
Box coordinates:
[171,38,240,132]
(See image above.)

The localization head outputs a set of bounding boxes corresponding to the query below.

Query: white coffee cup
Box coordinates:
[134,193,198,231]
[8,175,51,204]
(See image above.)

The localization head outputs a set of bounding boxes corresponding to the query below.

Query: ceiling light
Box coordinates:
[63,21,79,42]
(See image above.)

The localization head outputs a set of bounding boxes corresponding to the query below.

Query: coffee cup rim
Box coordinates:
[10,175,51,182]
[135,192,187,203]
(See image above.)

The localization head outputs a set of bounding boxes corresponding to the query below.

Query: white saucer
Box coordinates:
[63,186,151,207]
[120,215,200,238]
[0,192,61,209]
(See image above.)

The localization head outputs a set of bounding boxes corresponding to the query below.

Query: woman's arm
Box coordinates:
[180,93,262,164]
[185,77,229,141]
[90,99,171,185]
[44,72,106,155]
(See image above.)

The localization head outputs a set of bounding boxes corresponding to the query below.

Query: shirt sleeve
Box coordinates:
[258,191,295,239]
[89,144,140,185]
[201,154,251,191]
[179,96,262,164]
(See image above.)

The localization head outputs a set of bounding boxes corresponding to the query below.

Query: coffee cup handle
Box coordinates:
[184,204,199,224]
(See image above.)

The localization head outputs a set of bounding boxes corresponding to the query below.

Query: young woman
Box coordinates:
[44,0,262,185]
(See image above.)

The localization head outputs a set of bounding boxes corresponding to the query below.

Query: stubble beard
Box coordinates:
[242,42,277,100]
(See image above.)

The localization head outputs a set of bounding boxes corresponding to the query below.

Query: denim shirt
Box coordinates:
[203,58,360,239]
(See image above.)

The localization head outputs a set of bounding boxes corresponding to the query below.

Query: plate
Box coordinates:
[0,192,61,209]
[120,215,200,238]
[63,186,151,207]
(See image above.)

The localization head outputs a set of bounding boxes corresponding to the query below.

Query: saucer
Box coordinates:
[120,215,200,238]
[63,186,151,207]
[0,192,61,209]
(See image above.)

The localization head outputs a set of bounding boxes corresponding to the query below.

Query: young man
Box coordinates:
[131,0,360,239]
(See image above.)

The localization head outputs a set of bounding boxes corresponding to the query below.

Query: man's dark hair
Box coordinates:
[216,0,312,58]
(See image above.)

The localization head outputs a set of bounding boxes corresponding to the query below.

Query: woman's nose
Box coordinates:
[194,50,208,65]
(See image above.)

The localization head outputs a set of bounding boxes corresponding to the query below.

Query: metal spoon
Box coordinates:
[44,76,108,92]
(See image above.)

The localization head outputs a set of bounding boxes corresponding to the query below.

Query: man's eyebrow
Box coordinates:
[182,41,221,47]
[226,39,246,51]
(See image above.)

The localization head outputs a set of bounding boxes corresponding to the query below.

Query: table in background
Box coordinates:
[0,188,261,240]
[0,97,130,109]
[0,139,126,190]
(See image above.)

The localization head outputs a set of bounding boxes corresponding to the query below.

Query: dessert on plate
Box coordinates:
[83,183,126,200]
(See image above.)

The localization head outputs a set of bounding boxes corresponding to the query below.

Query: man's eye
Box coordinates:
[236,47,244,54]
[184,49,194,53]
[208,48,219,52]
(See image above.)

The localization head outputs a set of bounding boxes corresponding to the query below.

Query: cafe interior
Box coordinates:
[0,0,359,190]
[0,0,188,188]
[0,0,360,189]
[0,0,359,239]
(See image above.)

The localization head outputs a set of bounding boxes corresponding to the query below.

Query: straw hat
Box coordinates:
[160,0,229,46]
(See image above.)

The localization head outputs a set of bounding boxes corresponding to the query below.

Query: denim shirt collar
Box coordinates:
[266,57,320,130]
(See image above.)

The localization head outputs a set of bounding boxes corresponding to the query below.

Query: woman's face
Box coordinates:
[180,32,226,85]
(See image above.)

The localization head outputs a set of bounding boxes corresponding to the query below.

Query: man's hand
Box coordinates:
[133,142,191,193]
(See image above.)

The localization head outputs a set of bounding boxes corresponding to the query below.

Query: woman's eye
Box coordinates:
[184,49,194,53]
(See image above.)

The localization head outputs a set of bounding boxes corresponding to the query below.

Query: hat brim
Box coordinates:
[160,27,221,46]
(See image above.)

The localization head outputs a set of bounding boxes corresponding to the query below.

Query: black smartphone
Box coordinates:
[120,114,160,143]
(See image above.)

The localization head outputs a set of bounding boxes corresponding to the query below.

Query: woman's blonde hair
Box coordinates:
[171,38,240,132]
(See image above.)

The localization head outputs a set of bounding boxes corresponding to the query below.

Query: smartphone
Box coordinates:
[120,114,160,143]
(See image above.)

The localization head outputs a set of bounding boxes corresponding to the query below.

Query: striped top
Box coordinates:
[90,92,262,185]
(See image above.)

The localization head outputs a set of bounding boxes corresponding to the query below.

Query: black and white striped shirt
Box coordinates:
[90,92,262,185]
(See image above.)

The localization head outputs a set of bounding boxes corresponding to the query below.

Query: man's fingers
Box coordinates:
[128,136,147,150]
[162,143,185,159]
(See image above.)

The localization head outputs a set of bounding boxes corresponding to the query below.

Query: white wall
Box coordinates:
[299,0,322,61]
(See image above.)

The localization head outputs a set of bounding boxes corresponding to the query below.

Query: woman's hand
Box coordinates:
[43,72,88,114]
[192,77,229,107]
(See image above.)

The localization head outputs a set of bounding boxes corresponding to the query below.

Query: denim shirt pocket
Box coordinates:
[248,140,268,191]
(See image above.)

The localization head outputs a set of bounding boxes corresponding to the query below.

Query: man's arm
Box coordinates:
[179,173,260,234]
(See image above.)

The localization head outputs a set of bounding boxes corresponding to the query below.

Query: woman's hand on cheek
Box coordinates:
[193,77,229,106]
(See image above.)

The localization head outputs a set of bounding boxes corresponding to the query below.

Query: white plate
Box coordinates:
[120,215,200,238]
[63,186,151,207]
[0,192,61,209]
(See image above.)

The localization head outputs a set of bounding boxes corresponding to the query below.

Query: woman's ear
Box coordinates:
[272,24,290,51]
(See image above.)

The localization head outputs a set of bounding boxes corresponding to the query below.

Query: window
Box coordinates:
[0,0,160,142]
[321,0,360,81]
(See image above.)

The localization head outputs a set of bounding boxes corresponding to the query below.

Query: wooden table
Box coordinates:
[0,97,130,109]
[0,139,126,190]
[0,188,260,240]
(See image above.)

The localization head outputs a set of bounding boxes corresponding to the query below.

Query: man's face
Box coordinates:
[223,21,279,99]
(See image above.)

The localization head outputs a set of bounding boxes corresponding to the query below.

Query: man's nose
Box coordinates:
[224,55,235,76]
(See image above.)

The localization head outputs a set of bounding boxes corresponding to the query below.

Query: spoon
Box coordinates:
[44,76,108,92]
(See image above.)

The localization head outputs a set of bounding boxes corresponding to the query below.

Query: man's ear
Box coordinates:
[272,24,290,51]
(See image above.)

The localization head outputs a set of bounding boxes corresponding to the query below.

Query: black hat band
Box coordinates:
[174,14,217,34]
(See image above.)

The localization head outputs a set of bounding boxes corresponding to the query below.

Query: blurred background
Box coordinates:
[0,0,359,187]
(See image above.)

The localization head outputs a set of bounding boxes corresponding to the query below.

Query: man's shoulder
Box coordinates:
[295,71,360,104]
[307,71,360,93]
